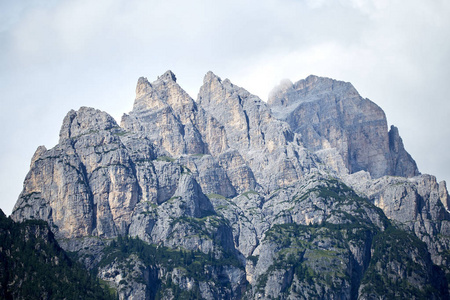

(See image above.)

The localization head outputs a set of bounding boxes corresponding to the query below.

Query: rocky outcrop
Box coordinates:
[10,71,450,299]
[98,254,150,300]
[268,75,419,179]
[388,125,420,178]
[357,225,447,299]
[122,70,227,157]
[12,107,140,238]
[198,71,292,153]
[198,71,329,191]
[97,236,246,300]
[344,172,450,269]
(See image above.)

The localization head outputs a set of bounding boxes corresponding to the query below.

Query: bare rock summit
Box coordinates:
[268,75,419,178]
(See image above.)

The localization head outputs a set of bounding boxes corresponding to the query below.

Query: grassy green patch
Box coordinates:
[156,156,175,163]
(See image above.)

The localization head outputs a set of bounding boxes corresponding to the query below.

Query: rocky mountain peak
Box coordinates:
[268,75,359,110]
[267,78,293,105]
[135,76,151,98]
[268,75,418,178]
[123,70,228,157]
[59,107,118,143]
[132,70,192,113]
[31,145,47,166]
[388,125,420,177]
[158,70,177,82]
[203,70,221,84]
[198,71,275,149]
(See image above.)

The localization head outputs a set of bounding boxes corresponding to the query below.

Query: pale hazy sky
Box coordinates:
[1,0,450,215]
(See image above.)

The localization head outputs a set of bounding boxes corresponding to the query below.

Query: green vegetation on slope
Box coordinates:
[258,222,369,298]
[98,234,244,299]
[360,225,448,299]
[253,179,448,299]
[0,209,114,300]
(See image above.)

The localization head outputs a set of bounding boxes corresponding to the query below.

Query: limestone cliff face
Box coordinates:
[344,172,450,267]
[13,107,140,238]
[198,71,292,152]
[268,75,419,178]
[10,71,450,299]
[122,70,227,157]
[198,71,327,191]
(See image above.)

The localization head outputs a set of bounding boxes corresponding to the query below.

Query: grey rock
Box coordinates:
[389,125,420,178]
[268,75,419,179]
[345,172,450,268]
[122,71,228,157]
[98,254,149,300]
[198,72,332,192]
[10,70,450,299]
[178,154,237,198]
[12,107,141,238]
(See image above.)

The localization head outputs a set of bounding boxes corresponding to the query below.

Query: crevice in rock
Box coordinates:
[243,110,251,146]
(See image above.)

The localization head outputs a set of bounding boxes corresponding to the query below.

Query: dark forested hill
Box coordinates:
[0,209,114,300]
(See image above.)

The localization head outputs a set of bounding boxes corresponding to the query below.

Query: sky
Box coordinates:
[1,0,450,215]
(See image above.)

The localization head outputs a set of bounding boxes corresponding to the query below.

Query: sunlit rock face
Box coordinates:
[268,75,419,178]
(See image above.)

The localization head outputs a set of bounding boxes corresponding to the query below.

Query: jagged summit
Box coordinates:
[135,76,151,97]
[201,71,241,94]
[10,70,450,299]
[203,70,221,84]
[133,70,188,112]
[269,74,419,178]
[268,75,359,116]
[59,107,118,142]
[158,70,177,82]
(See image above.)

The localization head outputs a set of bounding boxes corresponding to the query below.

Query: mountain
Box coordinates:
[10,71,450,299]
